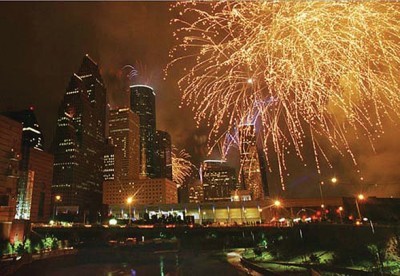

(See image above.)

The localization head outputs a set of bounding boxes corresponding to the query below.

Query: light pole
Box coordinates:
[318,177,337,209]
[127,196,133,226]
[355,194,365,220]
[274,200,281,226]
[53,195,61,221]
[337,206,343,224]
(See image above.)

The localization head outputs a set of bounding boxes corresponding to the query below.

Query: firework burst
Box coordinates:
[168,1,400,190]
[172,146,194,187]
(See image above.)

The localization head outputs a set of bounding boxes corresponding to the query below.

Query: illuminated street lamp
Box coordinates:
[331,177,337,184]
[337,206,344,224]
[127,196,133,225]
[273,200,281,226]
[53,195,62,220]
[355,194,365,220]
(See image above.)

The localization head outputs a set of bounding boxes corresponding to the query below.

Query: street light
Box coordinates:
[53,195,62,221]
[337,206,344,224]
[316,176,337,208]
[273,200,281,226]
[355,194,365,220]
[127,196,133,226]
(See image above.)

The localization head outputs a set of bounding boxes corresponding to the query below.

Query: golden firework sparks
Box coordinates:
[167,1,400,190]
[172,146,194,186]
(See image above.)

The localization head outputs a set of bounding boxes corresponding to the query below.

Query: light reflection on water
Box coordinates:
[46,254,178,276]
[160,255,164,276]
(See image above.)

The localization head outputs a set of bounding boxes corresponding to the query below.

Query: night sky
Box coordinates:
[0,2,398,198]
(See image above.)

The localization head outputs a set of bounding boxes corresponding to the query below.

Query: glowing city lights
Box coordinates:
[126,196,133,204]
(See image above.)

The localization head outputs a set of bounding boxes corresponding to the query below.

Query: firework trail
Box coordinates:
[168,1,400,190]
[121,65,138,84]
[172,146,194,187]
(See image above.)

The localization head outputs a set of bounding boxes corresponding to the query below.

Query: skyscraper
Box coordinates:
[103,138,115,181]
[201,160,237,202]
[0,115,22,222]
[238,124,267,200]
[108,108,140,180]
[3,109,53,221]
[130,85,156,178]
[103,112,177,208]
[154,130,172,180]
[2,108,44,153]
[52,55,107,220]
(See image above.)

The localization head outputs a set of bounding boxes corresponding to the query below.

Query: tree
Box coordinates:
[24,239,32,254]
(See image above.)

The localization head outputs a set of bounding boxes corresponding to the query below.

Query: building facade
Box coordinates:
[103,178,178,207]
[52,55,107,220]
[201,160,237,202]
[2,108,44,152]
[107,197,345,225]
[130,85,156,178]
[188,180,204,203]
[103,138,115,181]
[3,109,54,222]
[154,130,172,180]
[108,108,140,181]
[24,148,53,222]
[0,115,22,222]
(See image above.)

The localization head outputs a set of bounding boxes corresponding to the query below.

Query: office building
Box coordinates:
[103,138,115,181]
[22,148,53,222]
[130,85,156,178]
[2,108,44,152]
[154,130,172,180]
[109,108,140,180]
[0,115,22,222]
[103,178,177,207]
[238,124,266,200]
[3,109,53,222]
[52,55,107,220]
[201,160,237,202]
[188,180,204,203]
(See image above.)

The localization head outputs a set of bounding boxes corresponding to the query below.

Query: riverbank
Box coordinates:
[0,248,77,276]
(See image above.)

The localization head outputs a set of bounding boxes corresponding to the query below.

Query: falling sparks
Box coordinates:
[168,1,400,190]
[172,146,194,187]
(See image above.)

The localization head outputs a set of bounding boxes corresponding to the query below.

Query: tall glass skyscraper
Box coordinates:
[238,124,269,200]
[154,130,172,180]
[130,85,156,178]
[52,55,107,221]
[108,108,140,181]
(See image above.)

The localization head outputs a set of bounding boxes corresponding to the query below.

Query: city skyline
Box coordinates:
[0,2,399,275]
[0,2,399,198]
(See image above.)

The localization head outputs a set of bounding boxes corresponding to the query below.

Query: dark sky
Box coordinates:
[0,2,398,198]
[0,2,191,147]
